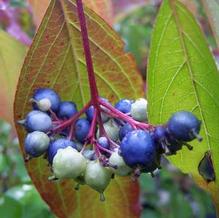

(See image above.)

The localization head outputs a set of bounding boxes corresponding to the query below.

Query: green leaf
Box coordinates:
[0,30,27,125]
[14,0,143,217]
[0,196,23,218]
[201,0,219,48]
[147,0,219,212]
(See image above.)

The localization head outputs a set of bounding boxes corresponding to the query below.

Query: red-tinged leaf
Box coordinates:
[14,0,143,217]
[0,30,27,125]
[28,0,113,28]
[83,0,113,25]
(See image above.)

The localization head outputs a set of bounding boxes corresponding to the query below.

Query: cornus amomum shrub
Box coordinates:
[13,0,219,217]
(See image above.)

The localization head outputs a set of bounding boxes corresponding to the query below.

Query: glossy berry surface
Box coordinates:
[119,123,134,141]
[24,131,50,157]
[25,110,52,132]
[115,99,132,114]
[75,118,90,143]
[52,146,87,179]
[120,130,157,170]
[48,138,76,164]
[97,137,109,149]
[58,101,77,119]
[33,88,61,112]
[167,111,201,142]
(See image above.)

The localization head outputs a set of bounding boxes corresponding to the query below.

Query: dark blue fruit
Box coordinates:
[119,123,134,141]
[115,99,132,114]
[47,138,76,164]
[86,98,110,122]
[97,137,110,149]
[120,130,157,171]
[58,101,77,119]
[75,118,90,143]
[24,131,50,157]
[152,126,167,153]
[33,88,61,112]
[85,105,95,122]
[25,110,52,132]
[165,133,183,154]
[167,111,202,142]
[153,126,166,141]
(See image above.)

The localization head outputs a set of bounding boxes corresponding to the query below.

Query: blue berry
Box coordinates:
[75,118,90,143]
[58,101,77,119]
[82,149,96,160]
[24,131,50,157]
[85,106,95,122]
[25,110,52,132]
[165,133,183,154]
[152,126,167,153]
[33,88,61,112]
[86,98,110,122]
[153,126,166,141]
[97,137,110,149]
[47,138,76,164]
[167,111,202,142]
[119,123,134,141]
[120,130,157,171]
[115,99,132,114]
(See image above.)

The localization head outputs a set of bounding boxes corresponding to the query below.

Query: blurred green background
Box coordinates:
[0,0,217,217]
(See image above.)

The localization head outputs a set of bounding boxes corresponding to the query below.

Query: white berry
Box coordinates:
[96,119,120,141]
[52,146,87,179]
[109,150,132,176]
[131,98,148,121]
[85,160,112,194]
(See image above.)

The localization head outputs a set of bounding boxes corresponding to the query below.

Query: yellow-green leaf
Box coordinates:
[147,0,219,212]
[0,30,27,125]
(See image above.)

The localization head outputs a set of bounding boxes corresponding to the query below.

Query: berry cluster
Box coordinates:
[19,88,202,201]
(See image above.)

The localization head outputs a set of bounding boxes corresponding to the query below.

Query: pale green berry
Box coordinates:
[85,160,112,198]
[131,98,148,121]
[109,150,132,176]
[52,146,87,179]
[96,119,120,141]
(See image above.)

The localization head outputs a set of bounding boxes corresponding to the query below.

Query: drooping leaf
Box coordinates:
[147,0,219,212]
[0,30,27,124]
[14,0,143,217]
[28,0,113,28]
[201,0,219,48]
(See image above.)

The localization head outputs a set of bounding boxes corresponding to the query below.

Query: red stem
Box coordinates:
[99,99,153,130]
[76,0,99,106]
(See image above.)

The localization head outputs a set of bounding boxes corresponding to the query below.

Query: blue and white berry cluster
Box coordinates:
[19,88,202,201]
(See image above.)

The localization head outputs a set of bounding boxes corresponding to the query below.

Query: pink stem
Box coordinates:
[99,99,153,130]
[86,109,97,139]
[96,143,113,154]
[68,124,74,140]
[49,109,60,121]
